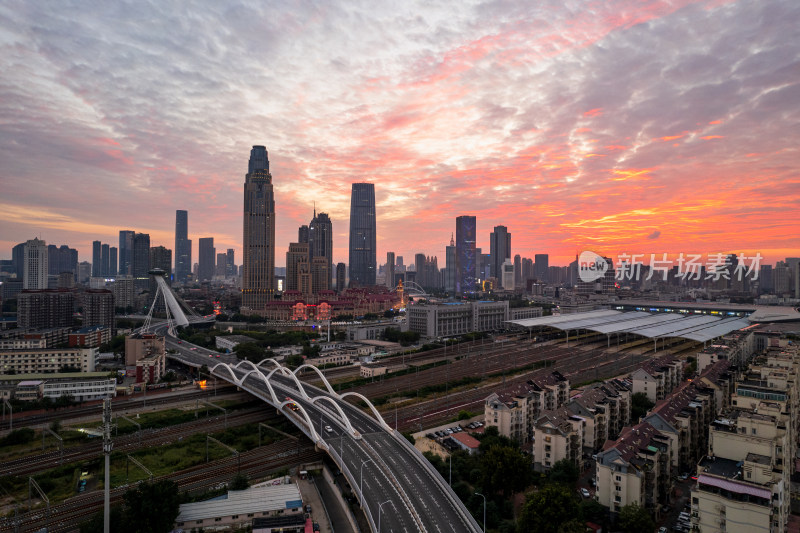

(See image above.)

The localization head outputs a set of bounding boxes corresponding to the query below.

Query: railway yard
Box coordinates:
[0,327,702,532]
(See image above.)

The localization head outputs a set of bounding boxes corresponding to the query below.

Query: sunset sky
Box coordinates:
[1,0,798,268]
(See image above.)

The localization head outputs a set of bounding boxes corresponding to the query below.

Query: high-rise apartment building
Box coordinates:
[348,183,376,287]
[12,242,26,279]
[534,254,549,282]
[118,230,135,276]
[101,243,110,277]
[92,240,102,277]
[455,216,477,293]
[175,210,192,284]
[513,254,521,288]
[132,233,150,290]
[242,145,276,310]
[309,210,333,290]
[82,289,115,329]
[336,263,346,293]
[109,247,117,276]
[23,238,49,290]
[198,237,215,282]
[18,289,74,329]
[47,245,78,276]
[386,252,396,289]
[489,226,511,289]
[311,257,329,295]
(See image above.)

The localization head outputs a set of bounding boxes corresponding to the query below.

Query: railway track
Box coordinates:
[1,407,285,477]
[0,387,242,433]
[8,439,321,533]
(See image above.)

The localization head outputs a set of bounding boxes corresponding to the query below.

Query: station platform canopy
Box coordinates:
[507,309,753,343]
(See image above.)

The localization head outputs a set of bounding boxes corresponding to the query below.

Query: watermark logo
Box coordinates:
[578,251,609,282]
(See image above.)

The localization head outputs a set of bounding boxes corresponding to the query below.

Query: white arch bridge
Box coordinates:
[167,343,481,533]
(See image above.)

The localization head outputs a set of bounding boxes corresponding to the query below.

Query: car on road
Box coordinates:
[580,488,591,498]
[190,347,197,351]
[658,527,668,533]
[325,425,333,433]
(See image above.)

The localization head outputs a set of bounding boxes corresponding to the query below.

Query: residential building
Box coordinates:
[386,252,396,289]
[0,347,98,374]
[242,145,276,311]
[348,183,376,287]
[630,355,683,403]
[124,333,165,366]
[17,289,74,329]
[445,234,456,293]
[286,243,310,292]
[484,371,569,443]
[534,254,549,282]
[92,240,102,277]
[82,289,115,329]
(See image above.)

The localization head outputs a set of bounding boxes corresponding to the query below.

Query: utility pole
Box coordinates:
[102,398,114,533]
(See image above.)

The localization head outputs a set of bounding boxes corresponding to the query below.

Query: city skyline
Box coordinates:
[1,1,799,265]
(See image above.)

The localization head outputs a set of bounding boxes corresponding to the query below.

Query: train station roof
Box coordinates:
[507,309,753,343]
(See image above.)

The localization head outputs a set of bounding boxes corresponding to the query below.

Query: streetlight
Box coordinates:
[378,499,391,532]
[359,458,374,501]
[475,492,486,533]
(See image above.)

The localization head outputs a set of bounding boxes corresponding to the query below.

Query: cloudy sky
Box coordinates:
[1,0,798,268]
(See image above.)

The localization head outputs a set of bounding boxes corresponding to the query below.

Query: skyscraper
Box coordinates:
[101,243,110,277]
[92,240,102,277]
[132,233,151,290]
[455,216,477,293]
[242,145,276,310]
[12,242,26,279]
[348,183,376,287]
[336,263,346,293]
[23,238,48,290]
[118,230,135,276]
[489,225,511,288]
[109,247,117,277]
[514,254,521,288]
[386,252,396,289]
[175,210,192,284]
[226,249,235,277]
[298,225,309,244]
[445,234,456,293]
[534,254,549,282]
[198,237,215,281]
[309,210,333,290]
[286,243,309,292]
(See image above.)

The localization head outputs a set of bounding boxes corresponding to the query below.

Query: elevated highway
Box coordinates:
[161,322,481,533]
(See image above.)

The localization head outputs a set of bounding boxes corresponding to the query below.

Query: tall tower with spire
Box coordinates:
[242,145,275,311]
[445,233,456,293]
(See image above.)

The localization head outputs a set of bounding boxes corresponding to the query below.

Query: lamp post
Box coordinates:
[475,492,486,533]
[359,458,374,502]
[378,499,391,532]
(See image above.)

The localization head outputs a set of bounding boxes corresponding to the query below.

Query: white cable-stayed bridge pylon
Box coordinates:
[142,269,194,336]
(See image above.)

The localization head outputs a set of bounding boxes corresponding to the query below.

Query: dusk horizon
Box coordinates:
[2,0,799,267]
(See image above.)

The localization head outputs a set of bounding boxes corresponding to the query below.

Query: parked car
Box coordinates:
[580,488,591,498]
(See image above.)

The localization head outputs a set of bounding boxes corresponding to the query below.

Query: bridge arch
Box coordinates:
[240,369,281,405]
[210,363,241,384]
[278,369,311,400]
[294,364,337,396]
[280,400,325,448]
[257,358,289,374]
[310,395,359,438]
[340,392,392,431]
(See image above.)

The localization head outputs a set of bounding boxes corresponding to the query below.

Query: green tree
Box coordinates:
[517,484,579,533]
[285,354,304,369]
[229,473,249,491]
[630,392,655,421]
[121,480,181,533]
[617,503,654,533]
[548,458,579,485]
[578,498,607,524]
[479,445,532,498]
[235,342,266,363]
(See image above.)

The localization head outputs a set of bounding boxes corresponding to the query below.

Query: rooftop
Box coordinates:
[176,483,302,522]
